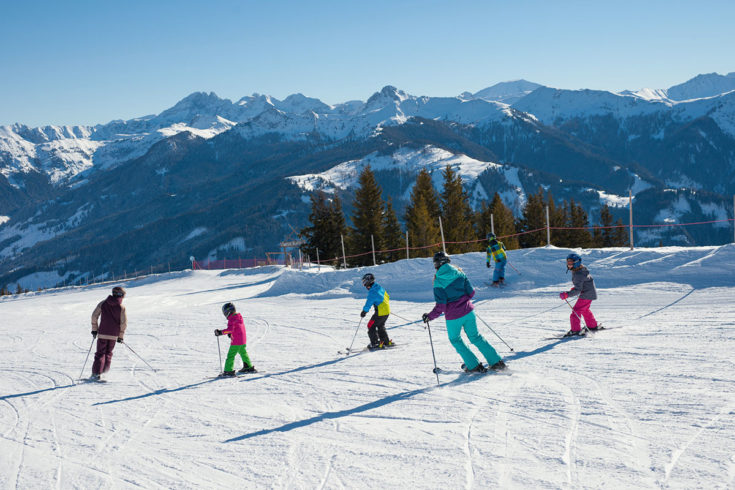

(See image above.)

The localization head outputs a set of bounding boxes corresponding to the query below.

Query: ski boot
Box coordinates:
[489,360,507,371]
[461,363,488,373]
[219,370,236,377]
[563,329,585,337]
[238,365,257,374]
[367,343,383,351]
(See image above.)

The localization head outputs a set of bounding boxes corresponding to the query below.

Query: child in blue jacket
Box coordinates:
[360,273,394,350]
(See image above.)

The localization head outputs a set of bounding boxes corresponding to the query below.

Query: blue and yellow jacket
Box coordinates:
[363,283,390,316]
[486,240,507,263]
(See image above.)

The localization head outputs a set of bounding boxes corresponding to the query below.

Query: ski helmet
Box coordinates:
[433,251,451,270]
[222,302,236,318]
[112,286,126,298]
[566,253,582,269]
[361,273,375,288]
[487,232,496,241]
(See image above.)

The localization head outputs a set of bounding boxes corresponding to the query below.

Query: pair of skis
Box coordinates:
[544,325,612,340]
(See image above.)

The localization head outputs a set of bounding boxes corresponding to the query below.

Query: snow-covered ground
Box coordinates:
[1,246,734,489]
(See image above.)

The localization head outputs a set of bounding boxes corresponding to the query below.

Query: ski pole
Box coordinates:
[424,319,440,386]
[123,342,157,372]
[476,314,515,352]
[78,337,95,380]
[507,261,521,275]
[390,312,423,326]
[564,298,588,331]
[345,318,364,354]
[217,335,223,374]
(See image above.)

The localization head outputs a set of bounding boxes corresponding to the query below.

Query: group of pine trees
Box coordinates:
[300,165,628,267]
[0,284,31,296]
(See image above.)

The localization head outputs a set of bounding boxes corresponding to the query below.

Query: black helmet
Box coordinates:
[361,273,375,288]
[112,286,126,298]
[433,251,451,270]
[222,302,236,318]
[487,232,496,241]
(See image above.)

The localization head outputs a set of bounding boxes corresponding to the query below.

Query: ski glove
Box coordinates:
[214,329,223,336]
[422,313,430,323]
[117,337,123,343]
[360,310,367,318]
[486,262,490,268]
[559,292,569,300]
[91,330,97,338]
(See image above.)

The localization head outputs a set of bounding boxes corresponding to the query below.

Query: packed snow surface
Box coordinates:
[1,246,734,488]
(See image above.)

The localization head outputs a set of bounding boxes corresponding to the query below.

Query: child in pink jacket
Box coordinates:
[214,302,256,376]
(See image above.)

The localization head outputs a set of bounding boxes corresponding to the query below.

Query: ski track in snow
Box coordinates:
[1,246,734,488]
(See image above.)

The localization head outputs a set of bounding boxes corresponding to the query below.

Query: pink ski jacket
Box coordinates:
[222,313,247,345]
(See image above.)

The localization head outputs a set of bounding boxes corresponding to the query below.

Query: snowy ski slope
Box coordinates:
[0,246,734,489]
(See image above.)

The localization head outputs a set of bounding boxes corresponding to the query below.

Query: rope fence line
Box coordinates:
[307,218,735,265]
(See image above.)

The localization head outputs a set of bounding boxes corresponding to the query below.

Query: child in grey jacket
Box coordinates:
[559,253,599,336]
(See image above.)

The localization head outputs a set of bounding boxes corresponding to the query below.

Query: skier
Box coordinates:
[486,232,507,287]
[360,273,394,350]
[559,253,600,336]
[215,302,256,376]
[90,286,128,381]
[422,252,506,372]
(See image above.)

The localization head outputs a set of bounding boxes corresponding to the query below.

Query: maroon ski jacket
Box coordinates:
[91,296,128,341]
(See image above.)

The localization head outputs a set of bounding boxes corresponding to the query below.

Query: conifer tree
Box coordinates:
[489,192,519,249]
[382,198,404,263]
[300,190,347,267]
[440,165,475,254]
[405,169,440,257]
[598,204,614,247]
[517,187,547,248]
[568,199,594,248]
[349,166,386,266]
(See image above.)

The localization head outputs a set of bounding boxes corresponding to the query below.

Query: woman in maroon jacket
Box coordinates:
[90,286,127,381]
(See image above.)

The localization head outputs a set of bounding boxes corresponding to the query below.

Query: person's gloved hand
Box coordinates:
[559,292,569,300]
[422,313,430,323]
[117,337,123,343]
[214,329,223,336]
[91,330,97,338]
[360,310,367,318]
[486,262,490,268]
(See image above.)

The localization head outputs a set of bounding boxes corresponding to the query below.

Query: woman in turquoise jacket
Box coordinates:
[423,252,506,372]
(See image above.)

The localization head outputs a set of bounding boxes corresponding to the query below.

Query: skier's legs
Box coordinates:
[237,344,253,368]
[366,312,381,345]
[223,345,240,372]
[102,341,116,373]
[576,299,597,327]
[493,259,506,282]
[92,339,115,375]
[462,312,502,366]
[372,314,390,343]
[446,316,480,369]
[570,298,593,331]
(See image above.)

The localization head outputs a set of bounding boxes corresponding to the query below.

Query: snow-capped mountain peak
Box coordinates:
[473,79,544,104]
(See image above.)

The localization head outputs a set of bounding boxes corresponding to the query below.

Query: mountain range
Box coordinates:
[1,72,734,289]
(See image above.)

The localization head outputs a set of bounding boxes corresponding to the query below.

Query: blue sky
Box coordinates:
[1,0,733,126]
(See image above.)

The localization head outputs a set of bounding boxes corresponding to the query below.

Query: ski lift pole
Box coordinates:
[123,342,157,372]
[476,314,514,352]
[424,319,441,386]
